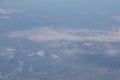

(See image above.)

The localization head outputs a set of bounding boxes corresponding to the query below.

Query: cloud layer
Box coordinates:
[8,27,120,42]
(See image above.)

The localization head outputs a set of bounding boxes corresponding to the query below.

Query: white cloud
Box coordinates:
[0,9,23,21]
[0,52,14,58]
[0,9,21,14]
[0,16,10,19]
[61,48,86,56]
[99,11,108,15]
[7,27,120,42]
[111,16,120,21]
[0,48,16,58]
[104,44,120,56]
[5,48,16,52]
[8,27,78,42]
[51,54,59,59]
[84,42,92,46]
[36,50,45,57]
[106,49,120,56]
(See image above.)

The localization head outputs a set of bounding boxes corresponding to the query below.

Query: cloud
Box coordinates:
[51,54,59,59]
[111,16,120,21]
[0,9,20,14]
[105,44,120,56]
[0,9,23,21]
[0,16,10,19]
[5,48,16,52]
[8,27,120,42]
[99,11,108,15]
[106,49,120,56]
[84,42,92,46]
[36,50,45,57]
[8,27,78,42]
[0,48,16,58]
[61,48,85,56]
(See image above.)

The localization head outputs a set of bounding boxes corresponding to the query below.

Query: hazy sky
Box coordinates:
[0,0,120,32]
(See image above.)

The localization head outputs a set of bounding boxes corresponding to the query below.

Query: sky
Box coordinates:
[0,0,120,80]
[0,0,120,32]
